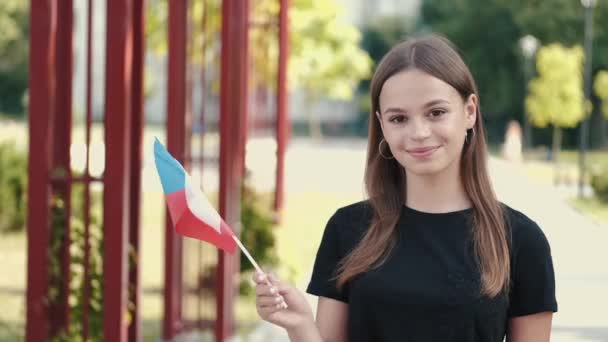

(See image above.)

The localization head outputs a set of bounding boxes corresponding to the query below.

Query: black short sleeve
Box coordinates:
[508,219,558,317]
[306,211,349,303]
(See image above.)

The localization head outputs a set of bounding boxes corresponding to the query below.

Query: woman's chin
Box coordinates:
[401,160,447,177]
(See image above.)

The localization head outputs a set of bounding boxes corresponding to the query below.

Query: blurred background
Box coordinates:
[1,0,608,341]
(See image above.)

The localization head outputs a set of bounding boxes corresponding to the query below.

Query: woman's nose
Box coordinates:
[410,119,431,140]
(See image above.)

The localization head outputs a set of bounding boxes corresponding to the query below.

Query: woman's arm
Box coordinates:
[288,297,348,342]
[506,312,553,342]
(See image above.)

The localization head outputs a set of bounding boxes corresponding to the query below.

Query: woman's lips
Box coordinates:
[407,146,440,158]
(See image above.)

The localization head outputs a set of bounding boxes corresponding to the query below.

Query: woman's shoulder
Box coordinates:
[333,199,374,220]
[500,203,551,253]
[328,200,374,237]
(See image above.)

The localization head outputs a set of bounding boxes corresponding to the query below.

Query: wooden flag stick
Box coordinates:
[231,232,288,309]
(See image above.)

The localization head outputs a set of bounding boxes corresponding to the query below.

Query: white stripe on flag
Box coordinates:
[184,174,222,233]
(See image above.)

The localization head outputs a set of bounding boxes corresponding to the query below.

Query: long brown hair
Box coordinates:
[335,34,510,298]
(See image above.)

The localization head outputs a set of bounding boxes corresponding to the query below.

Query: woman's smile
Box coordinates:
[406,146,441,159]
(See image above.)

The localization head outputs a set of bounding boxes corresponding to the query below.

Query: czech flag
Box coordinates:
[153,138,237,254]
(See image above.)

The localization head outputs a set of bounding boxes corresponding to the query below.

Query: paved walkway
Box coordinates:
[240,138,608,342]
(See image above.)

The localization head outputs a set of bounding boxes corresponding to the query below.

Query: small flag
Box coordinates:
[153,138,237,253]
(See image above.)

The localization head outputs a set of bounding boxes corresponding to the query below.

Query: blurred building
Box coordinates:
[338,0,420,27]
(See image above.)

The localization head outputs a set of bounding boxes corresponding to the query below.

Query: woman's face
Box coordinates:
[376,69,477,177]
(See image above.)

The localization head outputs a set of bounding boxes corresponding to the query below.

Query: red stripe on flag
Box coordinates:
[166,190,187,224]
[175,207,237,253]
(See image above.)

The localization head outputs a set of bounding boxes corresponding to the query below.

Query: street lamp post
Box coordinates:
[579,0,597,198]
[519,35,539,151]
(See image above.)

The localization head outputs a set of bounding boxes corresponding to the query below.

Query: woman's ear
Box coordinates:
[464,94,478,129]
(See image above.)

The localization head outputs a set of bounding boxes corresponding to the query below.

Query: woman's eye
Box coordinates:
[389,115,407,123]
[429,109,446,118]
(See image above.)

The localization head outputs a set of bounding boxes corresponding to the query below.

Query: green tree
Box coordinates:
[356,16,414,135]
[146,0,372,138]
[289,0,372,138]
[0,0,29,116]
[0,142,27,233]
[526,44,585,161]
[420,0,524,142]
[420,0,608,147]
[594,70,608,119]
[507,0,608,69]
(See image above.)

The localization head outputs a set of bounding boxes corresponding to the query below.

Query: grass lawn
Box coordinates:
[524,149,608,175]
[568,196,608,226]
[521,149,608,226]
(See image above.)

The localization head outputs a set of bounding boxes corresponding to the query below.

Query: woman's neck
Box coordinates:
[404,168,471,213]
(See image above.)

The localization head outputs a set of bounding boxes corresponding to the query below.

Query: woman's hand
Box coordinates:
[253,271,315,331]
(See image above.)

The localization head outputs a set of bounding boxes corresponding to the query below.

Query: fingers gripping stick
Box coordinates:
[232,233,289,309]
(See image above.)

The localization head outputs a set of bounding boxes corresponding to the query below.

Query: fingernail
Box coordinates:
[257,275,265,281]
[270,287,276,294]
[275,297,281,303]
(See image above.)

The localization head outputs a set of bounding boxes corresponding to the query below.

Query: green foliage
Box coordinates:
[0,141,106,339]
[525,44,585,160]
[146,0,372,101]
[0,142,27,233]
[526,44,586,129]
[288,0,372,101]
[239,173,278,296]
[420,0,608,147]
[0,0,29,115]
[506,0,608,70]
[356,16,414,134]
[48,179,104,341]
[421,0,523,123]
[594,70,608,119]
[590,168,608,203]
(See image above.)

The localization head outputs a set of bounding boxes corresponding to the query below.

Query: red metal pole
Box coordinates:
[50,0,74,336]
[103,0,134,341]
[197,0,209,327]
[218,0,249,340]
[239,1,250,176]
[82,0,94,339]
[26,0,57,341]
[163,0,188,339]
[128,0,145,341]
[274,0,289,215]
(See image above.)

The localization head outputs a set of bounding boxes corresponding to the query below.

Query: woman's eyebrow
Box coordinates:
[422,99,450,108]
[383,99,450,115]
[383,107,407,115]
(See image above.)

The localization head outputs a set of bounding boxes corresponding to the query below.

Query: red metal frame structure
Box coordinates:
[82,0,94,340]
[26,1,58,340]
[103,0,141,340]
[26,0,75,338]
[27,0,288,341]
[217,0,250,339]
[274,0,290,214]
[51,0,74,336]
[27,0,145,341]
[163,0,188,338]
[129,1,146,341]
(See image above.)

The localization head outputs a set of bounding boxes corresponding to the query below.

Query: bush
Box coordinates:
[239,172,278,295]
[49,178,104,342]
[0,142,27,233]
[590,168,608,203]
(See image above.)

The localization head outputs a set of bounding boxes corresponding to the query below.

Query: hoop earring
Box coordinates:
[379,138,394,159]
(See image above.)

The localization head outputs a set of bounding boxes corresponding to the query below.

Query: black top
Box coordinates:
[306,200,557,342]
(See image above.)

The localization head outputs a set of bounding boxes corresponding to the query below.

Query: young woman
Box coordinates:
[253,34,557,342]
